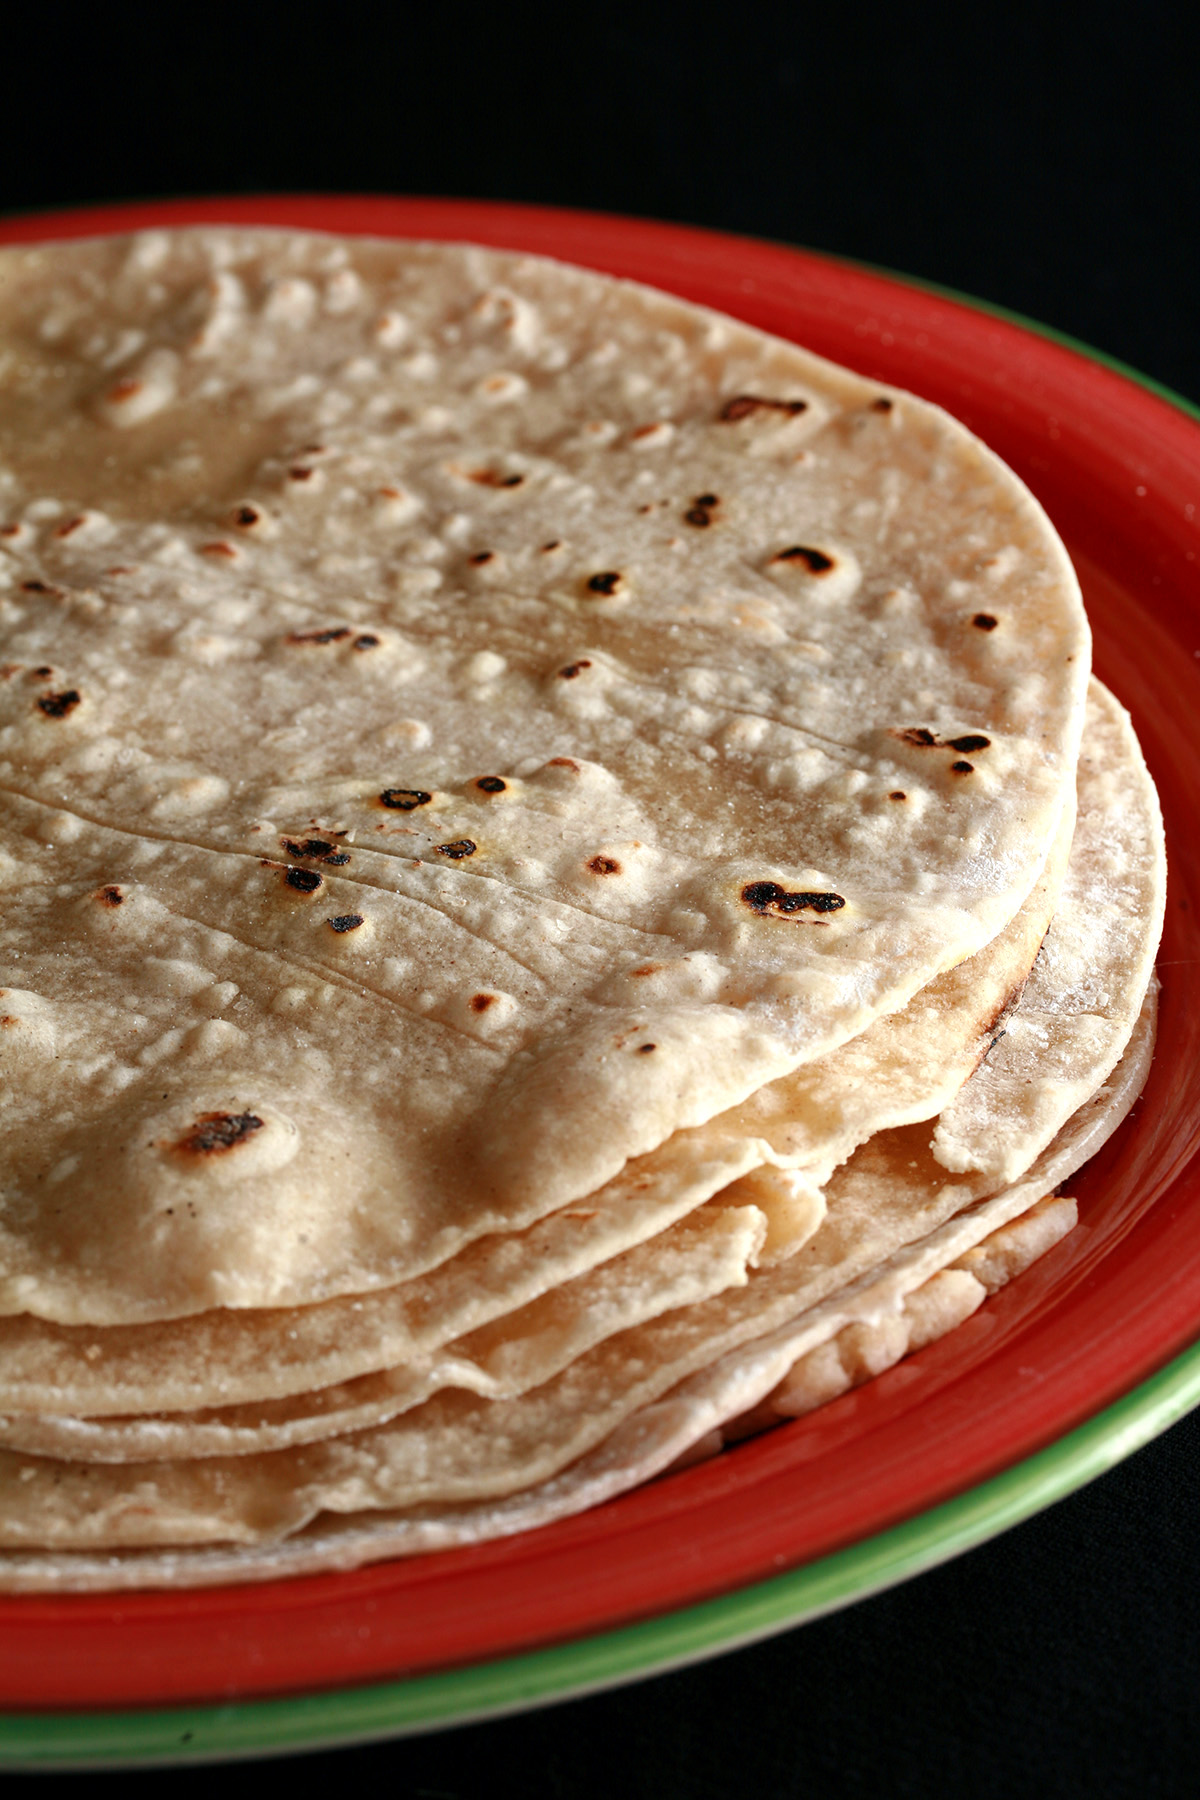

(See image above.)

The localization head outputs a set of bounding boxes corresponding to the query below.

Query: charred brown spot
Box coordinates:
[55,515,87,538]
[379,788,432,811]
[889,791,906,801]
[469,550,495,566]
[559,660,592,679]
[97,884,124,906]
[548,756,580,770]
[288,466,314,481]
[283,867,324,893]
[772,545,834,573]
[436,839,477,859]
[201,541,238,558]
[541,540,562,552]
[20,580,53,594]
[870,397,895,413]
[637,1043,657,1053]
[631,963,662,978]
[586,571,622,596]
[32,666,53,678]
[973,613,998,631]
[719,395,809,423]
[36,689,80,719]
[328,913,365,933]
[588,855,621,875]
[353,634,380,650]
[106,378,142,402]
[233,506,260,528]
[475,776,507,793]
[0,524,19,537]
[688,495,719,523]
[896,727,990,758]
[470,993,496,1013]
[287,626,351,646]
[742,881,846,918]
[469,469,525,488]
[684,493,720,527]
[175,1111,264,1155]
[281,837,350,865]
[951,760,975,774]
[981,977,1027,1050]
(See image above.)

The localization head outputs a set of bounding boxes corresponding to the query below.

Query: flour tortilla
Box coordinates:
[0,230,1089,1323]
[0,987,1154,1588]
[932,683,1163,1183]
[0,756,1073,1422]
[0,1202,771,1462]
[0,844,1160,1551]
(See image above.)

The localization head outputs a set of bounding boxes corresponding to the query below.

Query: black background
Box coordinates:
[5,2,1200,1792]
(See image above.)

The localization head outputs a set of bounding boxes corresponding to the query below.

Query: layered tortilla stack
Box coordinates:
[0,234,1164,1588]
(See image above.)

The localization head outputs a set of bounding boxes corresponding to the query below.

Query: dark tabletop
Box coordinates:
[4,4,1199,1792]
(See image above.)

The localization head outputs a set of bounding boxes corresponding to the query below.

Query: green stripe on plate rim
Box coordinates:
[5,1333,1200,1770]
[820,247,1200,422]
[0,265,1198,1769]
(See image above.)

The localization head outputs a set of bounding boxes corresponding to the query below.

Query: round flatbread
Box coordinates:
[0,674,1161,1549]
[0,230,1088,1323]
[0,986,1156,1587]
[0,732,1073,1424]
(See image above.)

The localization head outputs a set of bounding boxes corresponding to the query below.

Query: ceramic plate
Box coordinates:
[1,196,1199,1769]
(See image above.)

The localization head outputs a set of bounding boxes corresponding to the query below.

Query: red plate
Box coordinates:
[0,197,1198,1717]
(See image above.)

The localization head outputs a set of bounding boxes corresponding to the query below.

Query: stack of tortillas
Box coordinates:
[0,230,1164,1590]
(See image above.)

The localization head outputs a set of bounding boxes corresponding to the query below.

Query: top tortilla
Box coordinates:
[0,230,1089,1321]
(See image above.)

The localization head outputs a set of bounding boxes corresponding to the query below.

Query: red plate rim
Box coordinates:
[0,196,1198,1716]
